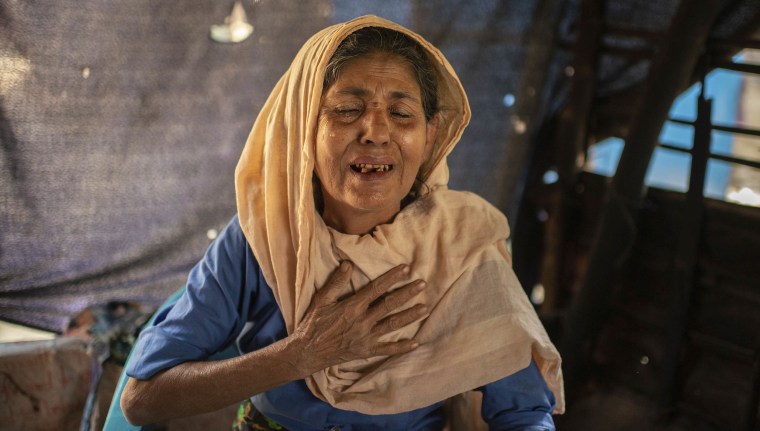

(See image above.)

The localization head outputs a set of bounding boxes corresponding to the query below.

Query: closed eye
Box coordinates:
[329,108,361,123]
[391,111,413,118]
[335,107,362,117]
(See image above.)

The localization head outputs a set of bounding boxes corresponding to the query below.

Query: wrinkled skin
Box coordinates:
[294,261,428,371]
[122,261,427,425]
[315,52,439,235]
[122,51,437,426]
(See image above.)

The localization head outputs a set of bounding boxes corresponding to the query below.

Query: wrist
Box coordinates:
[283,329,318,379]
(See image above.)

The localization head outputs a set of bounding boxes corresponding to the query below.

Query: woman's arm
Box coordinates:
[121,334,306,425]
[121,261,427,425]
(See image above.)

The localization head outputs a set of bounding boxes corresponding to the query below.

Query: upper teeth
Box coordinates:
[354,163,390,173]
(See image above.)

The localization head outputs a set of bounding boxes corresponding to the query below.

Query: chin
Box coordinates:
[349,184,411,207]
[349,196,400,213]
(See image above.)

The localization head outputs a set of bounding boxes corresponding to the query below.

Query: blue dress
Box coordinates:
[126,216,556,430]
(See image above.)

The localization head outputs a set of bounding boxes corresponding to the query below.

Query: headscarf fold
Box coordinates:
[235,15,564,415]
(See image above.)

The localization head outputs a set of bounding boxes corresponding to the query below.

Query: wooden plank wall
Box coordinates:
[574,172,760,429]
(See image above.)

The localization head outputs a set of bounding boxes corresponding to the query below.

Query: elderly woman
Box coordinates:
[121,15,564,430]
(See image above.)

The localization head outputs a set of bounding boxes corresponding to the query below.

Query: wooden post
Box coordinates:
[559,0,728,396]
[539,0,603,312]
[657,64,712,414]
[499,0,564,220]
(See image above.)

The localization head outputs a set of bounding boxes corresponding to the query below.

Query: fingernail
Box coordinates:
[418,305,428,314]
[415,280,426,290]
[340,261,351,272]
[411,342,420,349]
[402,265,410,274]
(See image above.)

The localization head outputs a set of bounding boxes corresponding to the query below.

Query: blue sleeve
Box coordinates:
[126,215,259,379]
[479,360,556,430]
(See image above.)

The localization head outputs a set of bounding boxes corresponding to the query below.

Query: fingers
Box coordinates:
[370,339,420,358]
[367,279,426,321]
[354,264,411,306]
[373,303,428,335]
[366,305,426,359]
[317,260,353,304]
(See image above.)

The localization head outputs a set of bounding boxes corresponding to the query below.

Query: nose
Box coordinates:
[359,108,390,145]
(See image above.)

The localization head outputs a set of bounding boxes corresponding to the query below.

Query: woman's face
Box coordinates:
[315,52,438,233]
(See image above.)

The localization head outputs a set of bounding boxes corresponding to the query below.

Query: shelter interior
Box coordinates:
[1,0,759,430]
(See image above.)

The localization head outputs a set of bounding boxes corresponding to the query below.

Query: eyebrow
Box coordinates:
[336,86,421,104]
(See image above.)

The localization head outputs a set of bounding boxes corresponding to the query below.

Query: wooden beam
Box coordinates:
[539,0,603,312]
[657,74,712,414]
[558,0,728,397]
[499,0,564,219]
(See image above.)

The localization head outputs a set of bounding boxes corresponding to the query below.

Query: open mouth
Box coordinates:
[350,163,393,173]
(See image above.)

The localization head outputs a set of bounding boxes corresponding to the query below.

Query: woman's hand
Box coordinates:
[121,261,426,425]
[293,261,427,374]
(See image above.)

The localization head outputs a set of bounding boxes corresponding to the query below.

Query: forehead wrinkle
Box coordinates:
[334,86,420,104]
[335,87,370,98]
[389,90,420,104]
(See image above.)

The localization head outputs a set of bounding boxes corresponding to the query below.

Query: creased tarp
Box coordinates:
[0,1,333,330]
[0,0,549,332]
[1,0,758,332]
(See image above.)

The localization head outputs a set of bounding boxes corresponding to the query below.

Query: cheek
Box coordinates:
[315,125,345,183]
[315,150,338,185]
[399,133,429,176]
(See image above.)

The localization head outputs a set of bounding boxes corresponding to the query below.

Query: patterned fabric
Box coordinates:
[64,301,153,431]
[234,399,287,431]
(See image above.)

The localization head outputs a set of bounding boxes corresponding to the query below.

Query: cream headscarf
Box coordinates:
[235,15,564,415]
